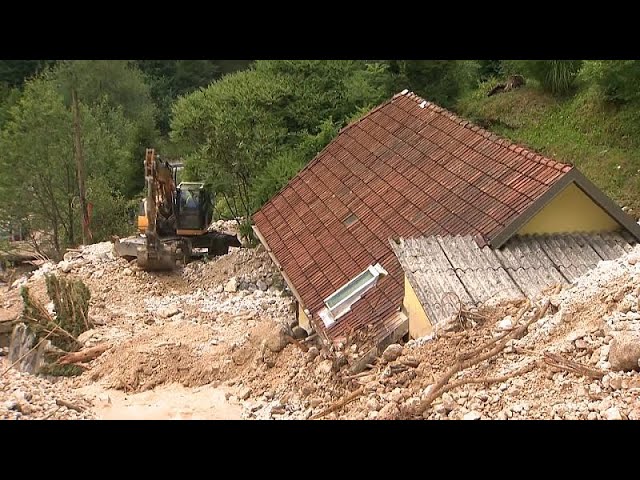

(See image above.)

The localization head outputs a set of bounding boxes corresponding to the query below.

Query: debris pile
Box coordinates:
[0,358,95,419]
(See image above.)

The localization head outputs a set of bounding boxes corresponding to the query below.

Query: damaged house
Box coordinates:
[252,90,640,348]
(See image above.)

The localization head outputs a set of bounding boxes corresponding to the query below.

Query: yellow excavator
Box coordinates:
[114,148,241,271]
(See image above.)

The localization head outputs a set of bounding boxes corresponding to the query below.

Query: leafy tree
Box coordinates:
[0,60,56,87]
[387,60,480,107]
[580,60,640,104]
[48,60,158,197]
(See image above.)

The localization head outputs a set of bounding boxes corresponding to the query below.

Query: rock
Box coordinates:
[263,324,289,353]
[497,316,513,331]
[628,408,640,421]
[310,398,323,408]
[306,346,319,363]
[271,405,286,415]
[365,397,381,412]
[315,359,333,375]
[158,305,181,319]
[587,411,598,420]
[603,407,623,420]
[224,278,238,293]
[441,393,457,413]
[59,261,75,273]
[609,332,640,371]
[213,285,224,294]
[291,326,308,340]
[238,387,252,401]
[463,411,482,420]
[123,267,133,276]
[256,280,268,291]
[16,402,32,415]
[382,344,403,362]
[575,339,589,350]
[609,376,624,390]
[77,329,97,346]
[378,402,400,420]
[3,400,18,411]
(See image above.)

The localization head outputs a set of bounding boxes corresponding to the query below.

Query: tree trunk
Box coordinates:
[71,88,92,245]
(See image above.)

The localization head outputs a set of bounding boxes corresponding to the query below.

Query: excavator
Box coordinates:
[114,148,241,271]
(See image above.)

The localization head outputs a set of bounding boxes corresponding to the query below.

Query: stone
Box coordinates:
[603,407,623,420]
[463,411,482,420]
[224,278,238,293]
[310,398,323,408]
[238,387,252,401]
[123,268,133,276]
[608,332,640,371]
[256,280,268,291]
[575,339,589,350]
[158,305,181,319]
[77,329,97,345]
[315,359,333,375]
[59,261,73,273]
[306,346,319,363]
[497,316,513,331]
[271,405,286,416]
[609,376,624,390]
[3,400,18,411]
[291,326,308,340]
[628,408,640,421]
[587,411,598,420]
[382,344,403,362]
[213,285,224,294]
[378,402,400,420]
[263,324,289,353]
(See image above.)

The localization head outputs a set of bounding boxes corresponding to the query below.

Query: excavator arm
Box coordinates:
[136,148,177,271]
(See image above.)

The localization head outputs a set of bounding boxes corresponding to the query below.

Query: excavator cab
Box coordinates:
[175,182,212,236]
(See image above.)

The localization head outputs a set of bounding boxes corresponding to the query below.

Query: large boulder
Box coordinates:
[609,332,640,372]
[382,344,403,362]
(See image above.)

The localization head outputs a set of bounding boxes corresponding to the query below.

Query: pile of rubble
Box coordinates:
[223,246,640,420]
[0,358,95,419]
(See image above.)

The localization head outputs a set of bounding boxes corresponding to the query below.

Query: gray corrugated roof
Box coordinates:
[390,232,636,326]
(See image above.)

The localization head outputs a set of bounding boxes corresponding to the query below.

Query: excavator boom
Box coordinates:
[135,148,176,271]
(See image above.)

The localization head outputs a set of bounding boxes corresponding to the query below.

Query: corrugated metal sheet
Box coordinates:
[392,232,636,326]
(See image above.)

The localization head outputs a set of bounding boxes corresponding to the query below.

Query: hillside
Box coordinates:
[457,85,640,217]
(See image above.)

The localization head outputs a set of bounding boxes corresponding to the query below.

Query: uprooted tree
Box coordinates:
[16,273,96,375]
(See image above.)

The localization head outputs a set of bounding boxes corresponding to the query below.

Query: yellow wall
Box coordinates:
[298,303,311,333]
[404,275,433,339]
[518,183,621,235]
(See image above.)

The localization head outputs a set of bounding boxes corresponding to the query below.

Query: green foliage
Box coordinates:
[504,60,583,96]
[44,273,91,346]
[580,61,640,105]
[136,60,253,134]
[0,63,151,255]
[388,60,480,107]
[0,60,56,87]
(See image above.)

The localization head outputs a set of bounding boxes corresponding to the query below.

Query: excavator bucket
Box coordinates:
[136,243,176,271]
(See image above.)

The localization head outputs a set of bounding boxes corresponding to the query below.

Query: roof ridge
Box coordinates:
[395,90,573,174]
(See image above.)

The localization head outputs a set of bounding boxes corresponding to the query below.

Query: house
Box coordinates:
[252,90,640,347]
[390,232,637,338]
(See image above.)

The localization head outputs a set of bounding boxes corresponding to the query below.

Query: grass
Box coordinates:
[457,83,640,216]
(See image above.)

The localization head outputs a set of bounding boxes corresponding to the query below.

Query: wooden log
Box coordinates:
[57,344,110,365]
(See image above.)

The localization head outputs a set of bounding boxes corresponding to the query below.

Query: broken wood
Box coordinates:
[413,295,555,416]
[57,344,110,365]
[284,334,309,352]
[309,386,364,420]
[543,352,606,379]
[55,398,85,412]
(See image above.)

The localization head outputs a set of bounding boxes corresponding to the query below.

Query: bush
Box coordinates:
[505,60,583,96]
[580,60,640,104]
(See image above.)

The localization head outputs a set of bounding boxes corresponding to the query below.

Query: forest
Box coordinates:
[1,59,639,259]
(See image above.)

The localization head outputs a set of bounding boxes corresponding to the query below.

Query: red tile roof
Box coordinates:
[253,90,573,341]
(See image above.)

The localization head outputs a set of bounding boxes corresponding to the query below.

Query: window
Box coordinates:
[319,263,388,328]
